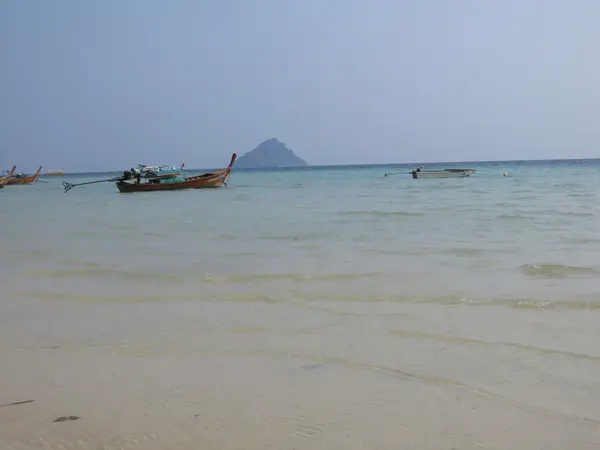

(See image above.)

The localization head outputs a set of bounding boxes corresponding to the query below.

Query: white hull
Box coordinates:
[411,169,475,179]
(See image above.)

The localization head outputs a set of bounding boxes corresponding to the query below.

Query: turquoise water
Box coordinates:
[2,160,600,449]
[2,160,600,305]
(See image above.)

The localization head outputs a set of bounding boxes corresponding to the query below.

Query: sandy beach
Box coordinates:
[2,296,600,449]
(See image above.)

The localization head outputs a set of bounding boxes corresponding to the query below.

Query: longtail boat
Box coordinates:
[0,166,16,188]
[63,154,237,193]
[6,166,43,185]
[116,154,236,193]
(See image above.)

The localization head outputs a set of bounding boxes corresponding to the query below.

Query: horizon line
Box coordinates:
[35,156,600,176]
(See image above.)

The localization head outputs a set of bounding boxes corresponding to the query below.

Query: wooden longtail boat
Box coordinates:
[63,154,237,193]
[6,166,43,185]
[0,166,16,188]
[116,154,237,193]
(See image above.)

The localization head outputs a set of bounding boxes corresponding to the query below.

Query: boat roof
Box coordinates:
[136,164,178,171]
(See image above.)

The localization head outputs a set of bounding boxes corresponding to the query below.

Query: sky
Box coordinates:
[2,0,600,172]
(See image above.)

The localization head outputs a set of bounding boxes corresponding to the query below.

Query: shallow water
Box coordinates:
[2,160,600,449]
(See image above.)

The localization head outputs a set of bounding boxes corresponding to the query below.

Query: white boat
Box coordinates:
[411,167,475,179]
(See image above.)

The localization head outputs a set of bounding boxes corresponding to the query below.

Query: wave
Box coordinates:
[440,247,485,257]
[385,329,600,361]
[17,288,600,310]
[493,201,519,208]
[520,263,600,278]
[29,267,181,282]
[337,210,425,218]
[292,293,600,310]
[260,231,331,241]
[362,247,414,255]
[565,237,600,245]
[189,349,599,425]
[222,252,258,258]
[202,272,378,283]
[24,291,281,303]
[557,211,595,218]
[496,213,533,221]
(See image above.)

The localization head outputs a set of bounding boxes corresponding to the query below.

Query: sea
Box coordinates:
[1,159,600,449]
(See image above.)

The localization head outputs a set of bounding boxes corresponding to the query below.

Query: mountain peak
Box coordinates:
[235,138,308,169]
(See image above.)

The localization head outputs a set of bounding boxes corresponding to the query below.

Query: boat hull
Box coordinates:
[411,169,475,179]
[117,172,229,192]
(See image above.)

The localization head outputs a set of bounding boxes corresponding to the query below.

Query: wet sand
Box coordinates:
[2,299,600,449]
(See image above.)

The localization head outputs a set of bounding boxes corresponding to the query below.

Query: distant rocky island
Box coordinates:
[235,138,308,169]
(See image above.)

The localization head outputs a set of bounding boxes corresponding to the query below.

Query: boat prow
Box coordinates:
[0,165,16,188]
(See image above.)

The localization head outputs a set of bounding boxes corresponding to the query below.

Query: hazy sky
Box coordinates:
[2,0,600,171]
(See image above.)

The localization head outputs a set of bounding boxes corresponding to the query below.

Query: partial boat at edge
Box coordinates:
[6,166,43,185]
[0,166,17,188]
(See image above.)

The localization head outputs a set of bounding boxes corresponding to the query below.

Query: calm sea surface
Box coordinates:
[2,160,600,449]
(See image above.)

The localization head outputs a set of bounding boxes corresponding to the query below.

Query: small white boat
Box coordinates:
[411,167,475,179]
